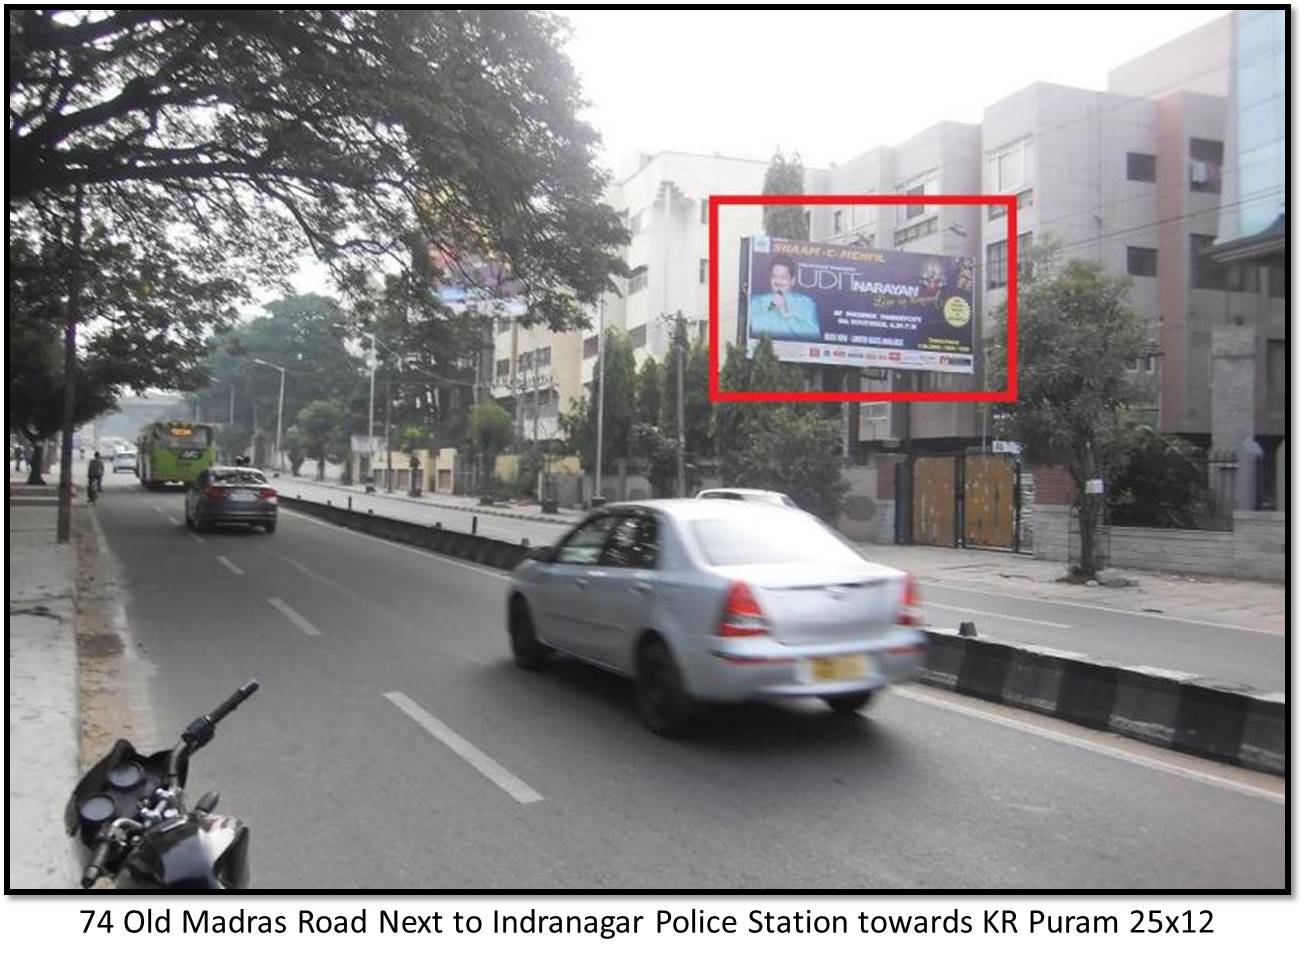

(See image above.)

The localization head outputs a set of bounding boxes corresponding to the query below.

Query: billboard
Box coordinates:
[744,235,975,374]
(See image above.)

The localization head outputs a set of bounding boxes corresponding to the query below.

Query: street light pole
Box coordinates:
[675,313,686,497]
[368,331,377,473]
[252,359,286,474]
[595,296,605,504]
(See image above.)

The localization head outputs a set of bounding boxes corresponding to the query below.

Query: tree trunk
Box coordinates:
[1075,495,1102,578]
[316,457,325,481]
[25,438,47,485]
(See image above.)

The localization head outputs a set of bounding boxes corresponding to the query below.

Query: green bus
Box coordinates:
[137,422,217,489]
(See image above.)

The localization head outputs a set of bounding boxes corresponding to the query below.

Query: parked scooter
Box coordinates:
[67,681,259,889]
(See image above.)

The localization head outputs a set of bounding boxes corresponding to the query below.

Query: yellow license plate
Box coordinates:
[808,654,871,682]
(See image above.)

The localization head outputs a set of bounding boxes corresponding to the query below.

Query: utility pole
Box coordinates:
[384,366,394,493]
[368,331,377,476]
[57,184,84,543]
[595,297,605,504]
[675,313,686,497]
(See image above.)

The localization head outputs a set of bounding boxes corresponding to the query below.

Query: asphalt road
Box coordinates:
[92,475,1285,889]
[273,476,1286,692]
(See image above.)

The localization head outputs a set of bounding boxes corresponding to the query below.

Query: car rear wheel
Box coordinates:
[635,637,695,737]
[262,521,276,534]
[823,692,875,715]
[509,597,548,670]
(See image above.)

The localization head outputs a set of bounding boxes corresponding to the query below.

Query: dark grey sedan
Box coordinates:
[184,467,278,533]
[507,499,926,735]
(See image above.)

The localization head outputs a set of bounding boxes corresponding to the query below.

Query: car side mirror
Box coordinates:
[529,545,558,563]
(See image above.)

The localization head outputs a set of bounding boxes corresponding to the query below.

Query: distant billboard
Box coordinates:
[744,235,975,374]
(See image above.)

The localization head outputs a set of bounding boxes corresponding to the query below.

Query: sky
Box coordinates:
[561,8,1230,175]
[279,7,1229,300]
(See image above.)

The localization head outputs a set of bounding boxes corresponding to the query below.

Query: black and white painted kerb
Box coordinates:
[919,629,1285,775]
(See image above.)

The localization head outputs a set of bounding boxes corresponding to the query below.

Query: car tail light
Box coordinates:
[258,487,277,501]
[897,574,921,626]
[204,486,227,500]
[717,581,769,637]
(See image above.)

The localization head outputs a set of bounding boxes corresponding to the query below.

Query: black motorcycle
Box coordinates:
[67,681,259,889]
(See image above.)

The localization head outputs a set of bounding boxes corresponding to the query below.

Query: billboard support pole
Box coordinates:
[595,296,605,504]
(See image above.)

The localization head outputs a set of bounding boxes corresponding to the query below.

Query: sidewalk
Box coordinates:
[8,488,81,887]
[278,474,1285,636]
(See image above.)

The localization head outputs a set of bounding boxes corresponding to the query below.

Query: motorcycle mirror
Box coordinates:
[195,790,220,813]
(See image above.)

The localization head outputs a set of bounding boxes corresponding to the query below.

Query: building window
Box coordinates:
[1126,246,1158,277]
[1017,188,1033,211]
[496,318,512,334]
[1266,339,1285,410]
[987,138,1033,192]
[893,217,937,246]
[803,211,812,236]
[1267,264,1285,298]
[1225,262,1260,294]
[1016,231,1033,280]
[517,352,533,371]
[583,335,599,359]
[986,240,1008,289]
[628,324,647,350]
[495,358,510,378]
[699,258,708,283]
[895,172,938,224]
[700,198,709,224]
[833,210,844,234]
[628,265,648,294]
[1126,152,1157,182]
[988,204,1006,221]
[535,346,551,368]
[1189,138,1223,193]
[1189,234,1224,289]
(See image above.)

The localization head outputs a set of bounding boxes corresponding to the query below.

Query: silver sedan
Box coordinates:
[507,499,926,734]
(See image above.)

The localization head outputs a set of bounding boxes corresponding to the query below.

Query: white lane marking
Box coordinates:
[892,686,1284,805]
[267,597,322,637]
[922,601,1070,629]
[384,691,543,805]
[281,507,513,581]
[163,512,181,525]
[216,555,244,576]
[189,531,205,544]
[918,579,1283,637]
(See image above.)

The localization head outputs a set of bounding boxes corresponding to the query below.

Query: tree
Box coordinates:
[282,425,307,477]
[635,357,662,430]
[295,399,348,480]
[559,331,636,472]
[991,250,1146,578]
[734,409,848,521]
[1108,424,1210,530]
[9,10,627,329]
[657,323,713,469]
[467,402,513,499]
[201,294,362,439]
[714,338,845,519]
[761,149,808,240]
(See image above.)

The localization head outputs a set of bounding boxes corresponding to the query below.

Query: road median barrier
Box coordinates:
[282,495,531,572]
[918,628,1284,775]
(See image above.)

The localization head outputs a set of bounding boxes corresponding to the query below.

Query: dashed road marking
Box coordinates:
[267,597,321,637]
[216,555,244,576]
[922,601,1070,629]
[385,691,543,805]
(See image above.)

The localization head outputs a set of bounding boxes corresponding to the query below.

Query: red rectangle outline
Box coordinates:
[707,194,1017,403]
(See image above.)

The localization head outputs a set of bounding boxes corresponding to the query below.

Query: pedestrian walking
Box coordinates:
[87,451,105,501]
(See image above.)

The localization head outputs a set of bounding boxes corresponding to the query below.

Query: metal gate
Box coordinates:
[912,456,958,547]
[906,453,1021,550]
[963,454,1018,548]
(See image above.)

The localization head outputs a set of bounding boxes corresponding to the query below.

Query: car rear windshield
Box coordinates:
[689,513,864,566]
[210,470,267,486]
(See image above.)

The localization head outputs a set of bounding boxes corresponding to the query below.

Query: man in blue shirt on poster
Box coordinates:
[748,254,820,341]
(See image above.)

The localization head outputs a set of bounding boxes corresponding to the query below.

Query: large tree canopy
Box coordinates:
[9,8,627,326]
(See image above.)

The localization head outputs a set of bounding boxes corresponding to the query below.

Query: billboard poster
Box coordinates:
[744,235,975,374]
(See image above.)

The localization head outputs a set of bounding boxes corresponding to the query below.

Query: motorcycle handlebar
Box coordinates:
[207,680,259,726]
[81,839,112,889]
